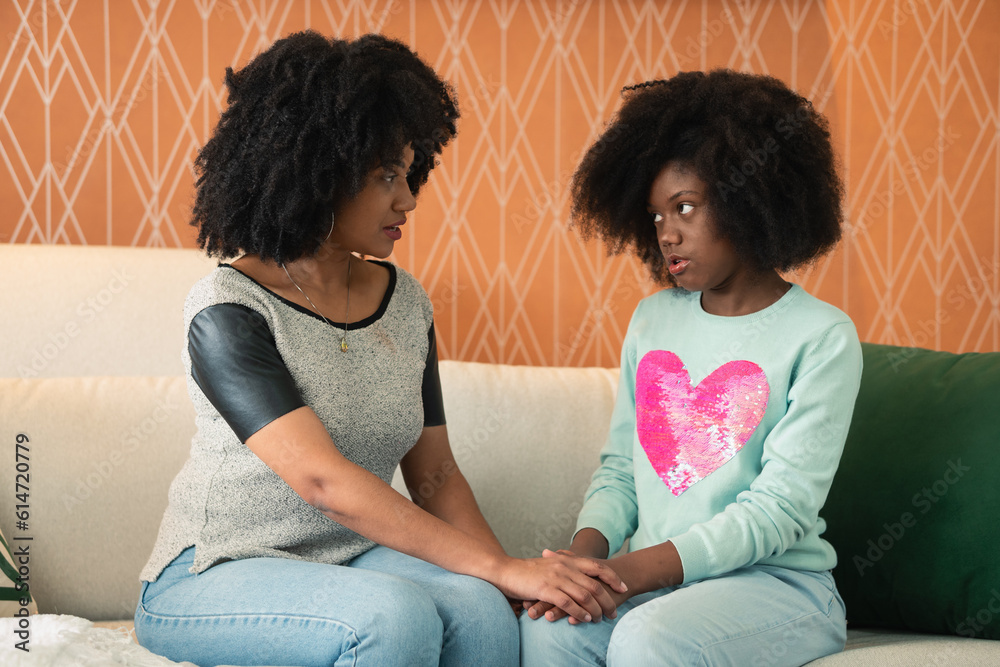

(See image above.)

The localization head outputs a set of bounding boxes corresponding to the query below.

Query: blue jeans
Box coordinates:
[520,564,846,666]
[135,545,518,666]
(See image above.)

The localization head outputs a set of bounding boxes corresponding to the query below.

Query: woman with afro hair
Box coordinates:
[520,70,863,666]
[135,31,625,667]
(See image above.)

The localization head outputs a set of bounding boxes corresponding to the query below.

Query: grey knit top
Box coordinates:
[140,261,439,581]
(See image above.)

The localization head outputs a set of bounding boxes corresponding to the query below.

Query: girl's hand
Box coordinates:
[522,549,632,624]
[493,549,627,624]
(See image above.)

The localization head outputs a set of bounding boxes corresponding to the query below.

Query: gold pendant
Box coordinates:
[340,337,348,353]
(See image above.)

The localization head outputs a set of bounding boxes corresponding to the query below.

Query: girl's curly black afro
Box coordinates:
[571,69,844,286]
[192,31,459,263]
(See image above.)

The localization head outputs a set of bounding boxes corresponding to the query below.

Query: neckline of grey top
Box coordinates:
[217,260,397,331]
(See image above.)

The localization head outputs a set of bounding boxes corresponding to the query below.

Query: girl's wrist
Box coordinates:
[569,528,610,559]
[609,541,683,596]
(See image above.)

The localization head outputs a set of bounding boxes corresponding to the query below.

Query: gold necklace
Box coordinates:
[282,258,352,352]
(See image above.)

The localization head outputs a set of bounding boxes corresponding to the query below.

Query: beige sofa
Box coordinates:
[1,244,997,665]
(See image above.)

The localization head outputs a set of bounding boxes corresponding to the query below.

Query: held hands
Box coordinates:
[522,549,631,624]
[492,550,628,624]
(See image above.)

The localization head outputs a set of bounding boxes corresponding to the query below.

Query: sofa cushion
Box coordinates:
[0,245,217,379]
[0,377,194,622]
[808,628,1000,665]
[394,361,620,559]
[823,343,1000,639]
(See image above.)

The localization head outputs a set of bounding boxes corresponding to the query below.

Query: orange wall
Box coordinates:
[3,0,998,363]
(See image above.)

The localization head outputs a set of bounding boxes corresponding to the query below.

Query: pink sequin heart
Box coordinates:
[636,350,769,496]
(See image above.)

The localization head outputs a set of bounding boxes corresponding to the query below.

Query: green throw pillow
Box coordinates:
[1,524,37,618]
[823,342,1000,639]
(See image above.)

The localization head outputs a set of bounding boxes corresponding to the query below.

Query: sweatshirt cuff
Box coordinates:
[574,506,630,556]
[669,529,714,584]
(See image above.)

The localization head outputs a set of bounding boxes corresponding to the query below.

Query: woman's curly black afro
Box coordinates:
[192,31,459,263]
[571,69,844,286]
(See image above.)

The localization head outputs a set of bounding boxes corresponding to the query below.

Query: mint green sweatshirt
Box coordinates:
[575,284,863,583]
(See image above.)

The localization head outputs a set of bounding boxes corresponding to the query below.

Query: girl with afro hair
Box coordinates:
[520,70,863,666]
[135,31,626,667]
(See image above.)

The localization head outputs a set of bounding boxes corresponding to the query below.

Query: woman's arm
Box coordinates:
[246,406,626,623]
[399,424,505,555]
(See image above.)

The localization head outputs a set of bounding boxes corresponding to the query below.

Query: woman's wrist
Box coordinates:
[476,550,515,586]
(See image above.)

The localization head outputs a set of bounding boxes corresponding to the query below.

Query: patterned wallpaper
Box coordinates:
[2,0,998,364]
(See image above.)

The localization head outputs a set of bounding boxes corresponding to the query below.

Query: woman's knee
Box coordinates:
[360,579,444,658]
[434,574,517,664]
[444,574,511,623]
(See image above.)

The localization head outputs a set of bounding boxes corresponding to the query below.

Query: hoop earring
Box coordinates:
[324,213,335,242]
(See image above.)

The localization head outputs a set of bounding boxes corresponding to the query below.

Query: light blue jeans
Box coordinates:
[135,545,518,666]
[520,564,846,666]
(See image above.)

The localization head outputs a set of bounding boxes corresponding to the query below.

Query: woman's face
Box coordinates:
[330,144,417,258]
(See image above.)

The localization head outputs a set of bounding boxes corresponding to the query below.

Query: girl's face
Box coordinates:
[647,161,755,304]
[330,144,417,259]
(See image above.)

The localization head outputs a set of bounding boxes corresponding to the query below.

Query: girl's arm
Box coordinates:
[524,316,644,622]
[246,406,627,622]
[571,318,643,555]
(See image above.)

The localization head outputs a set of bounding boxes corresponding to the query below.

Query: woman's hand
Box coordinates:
[522,549,632,624]
[492,549,627,624]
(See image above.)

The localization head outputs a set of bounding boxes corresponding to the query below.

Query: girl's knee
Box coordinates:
[519,616,569,665]
[607,611,695,666]
[520,615,608,666]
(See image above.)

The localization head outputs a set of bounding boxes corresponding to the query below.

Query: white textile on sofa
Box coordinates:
[0,615,190,666]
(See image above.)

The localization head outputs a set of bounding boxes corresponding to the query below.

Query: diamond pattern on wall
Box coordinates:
[2,0,998,364]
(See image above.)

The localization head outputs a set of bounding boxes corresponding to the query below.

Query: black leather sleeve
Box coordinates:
[188,303,307,443]
[422,322,446,427]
